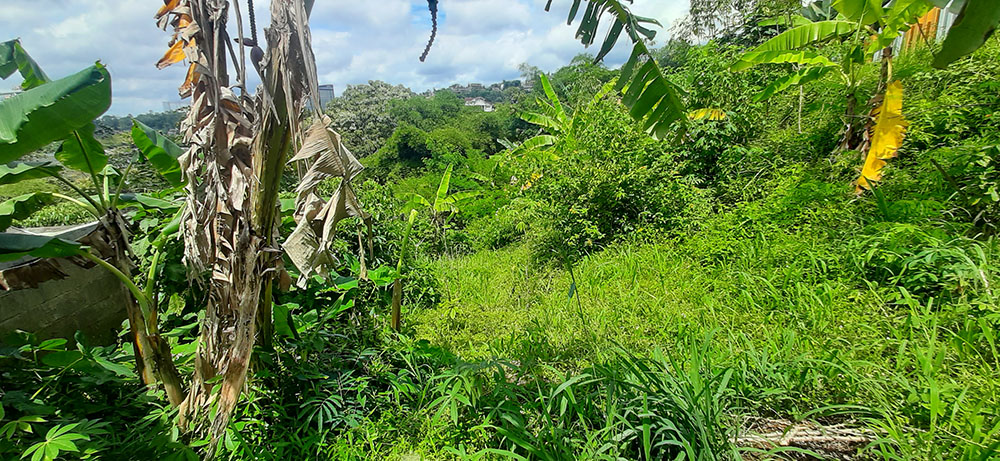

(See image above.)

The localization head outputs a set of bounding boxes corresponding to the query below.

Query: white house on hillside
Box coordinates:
[464,97,494,112]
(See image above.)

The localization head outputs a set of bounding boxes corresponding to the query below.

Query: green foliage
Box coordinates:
[325,80,414,158]
[0,63,111,164]
[0,332,201,460]
[932,0,1000,68]
[54,123,107,174]
[0,39,48,90]
[6,7,1000,460]
[13,201,93,228]
[130,119,185,187]
[0,163,61,187]
[549,0,689,140]
[0,192,53,231]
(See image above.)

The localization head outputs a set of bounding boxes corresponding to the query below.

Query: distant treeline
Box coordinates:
[97,109,185,134]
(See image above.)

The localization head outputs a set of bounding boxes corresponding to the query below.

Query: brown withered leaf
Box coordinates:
[157,40,186,69]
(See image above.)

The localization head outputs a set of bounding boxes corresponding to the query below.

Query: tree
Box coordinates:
[678,0,801,43]
[325,81,414,158]
[154,0,365,453]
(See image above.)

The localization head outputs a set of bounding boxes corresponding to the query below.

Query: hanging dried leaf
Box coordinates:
[283,117,369,287]
[156,40,186,70]
[178,62,199,98]
[856,80,908,193]
[156,0,181,19]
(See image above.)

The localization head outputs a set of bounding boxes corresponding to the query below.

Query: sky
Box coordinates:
[0,0,690,116]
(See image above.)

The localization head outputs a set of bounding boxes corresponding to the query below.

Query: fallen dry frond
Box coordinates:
[737,417,875,460]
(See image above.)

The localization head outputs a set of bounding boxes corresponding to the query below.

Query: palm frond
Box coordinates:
[547,0,687,139]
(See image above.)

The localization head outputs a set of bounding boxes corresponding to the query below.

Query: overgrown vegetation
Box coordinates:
[2,0,1000,459]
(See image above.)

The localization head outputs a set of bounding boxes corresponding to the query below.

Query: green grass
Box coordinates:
[409,199,1000,458]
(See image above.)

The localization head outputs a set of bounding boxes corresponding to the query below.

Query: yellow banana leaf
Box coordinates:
[856,80,908,193]
[687,108,727,121]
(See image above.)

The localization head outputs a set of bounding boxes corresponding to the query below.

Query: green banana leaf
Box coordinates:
[434,164,454,211]
[54,122,107,174]
[0,162,62,186]
[933,0,1000,68]
[512,135,558,156]
[731,50,837,72]
[0,39,49,90]
[832,0,884,25]
[116,193,182,211]
[751,21,857,53]
[0,63,111,164]
[617,42,687,140]
[131,119,184,186]
[0,232,83,262]
[753,66,834,102]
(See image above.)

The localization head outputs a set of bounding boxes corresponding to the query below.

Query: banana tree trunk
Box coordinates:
[171,1,267,447]
[391,278,402,331]
[167,1,318,454]
[100,211,185,407]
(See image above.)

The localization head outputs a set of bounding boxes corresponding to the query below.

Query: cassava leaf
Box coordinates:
[0,162,62,186]
[933,0,1000,68]
[0,232,82,262]
[0,192,53,231]
[130,119,184,186]
[55,123,107,174]
[857,80,908,193]
[0,63,111,164]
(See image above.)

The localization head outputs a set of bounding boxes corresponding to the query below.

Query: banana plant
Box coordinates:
[543,0,689,140]
[404,164,478,254]
[0,38,186,406]
[732,0,935,150]
[513,76,624,162]
[512,73,576,160]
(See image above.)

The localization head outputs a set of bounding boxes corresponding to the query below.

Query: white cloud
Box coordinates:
[0,0,689,115]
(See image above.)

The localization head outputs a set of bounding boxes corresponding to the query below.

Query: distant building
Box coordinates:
[468,83,484,89]
[318,84,335,109]
[464,97,494,112]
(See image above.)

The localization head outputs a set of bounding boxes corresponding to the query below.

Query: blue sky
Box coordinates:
[0,0,689,115]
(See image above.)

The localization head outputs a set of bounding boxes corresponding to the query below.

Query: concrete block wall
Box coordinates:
[0,258,128,345]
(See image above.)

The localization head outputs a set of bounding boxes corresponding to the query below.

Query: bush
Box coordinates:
[518,96,713,262]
